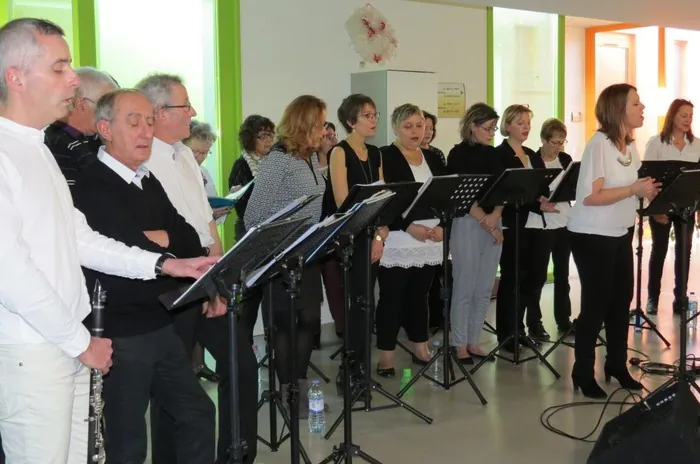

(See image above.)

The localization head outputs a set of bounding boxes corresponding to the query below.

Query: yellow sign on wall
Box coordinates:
[438,83,466,118]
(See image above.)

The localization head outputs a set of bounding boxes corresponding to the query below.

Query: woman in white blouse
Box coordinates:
[643,99,700,315]
[568,84,659,399]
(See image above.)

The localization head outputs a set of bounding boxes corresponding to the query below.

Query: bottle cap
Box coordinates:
[312,379,320,385]
[402,368,412,377]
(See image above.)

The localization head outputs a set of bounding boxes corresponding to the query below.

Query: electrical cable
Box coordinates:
[539,388,643,443]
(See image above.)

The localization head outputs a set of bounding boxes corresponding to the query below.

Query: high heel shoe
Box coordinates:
[604,365,643,391]
[572,375,608,399]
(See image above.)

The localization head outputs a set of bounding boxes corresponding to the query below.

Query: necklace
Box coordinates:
[617,148,632,167]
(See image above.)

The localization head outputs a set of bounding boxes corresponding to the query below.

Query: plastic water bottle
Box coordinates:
[689,293,698,330]
[430,340,443,386]
[308,380,325,433]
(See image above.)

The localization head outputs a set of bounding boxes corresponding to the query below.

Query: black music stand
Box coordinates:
[318,191,395,464]
[392,174,490,404]
[244,212,356,464]
[163,216,308,464]
[643,169,700,398]
[476,168,562,377]
[628,160,697,344]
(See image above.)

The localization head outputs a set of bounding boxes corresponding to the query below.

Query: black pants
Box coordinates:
[240,285,266,339]
[152,307,259,464]
[105,325,215,464]
[0,434,4,464]
[264,267,322,384]
[375,266,435,350]
[428,264,445,329]
[495,227,530,341]
[647,215,694,303]
[570,230,634,378]
[522,228,556,328]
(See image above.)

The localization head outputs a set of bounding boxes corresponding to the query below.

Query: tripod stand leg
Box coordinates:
[368,382,433,424]
[308,361,331,383]
[397,352,441,397]
[330,345,343,360]
[519,336,561,378]
[446,349,488,405]
[323,380,365,439]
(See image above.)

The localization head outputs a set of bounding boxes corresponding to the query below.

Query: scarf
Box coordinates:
[242,150,262,178]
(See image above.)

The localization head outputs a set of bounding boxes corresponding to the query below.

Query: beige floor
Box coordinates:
[179,234,700,463]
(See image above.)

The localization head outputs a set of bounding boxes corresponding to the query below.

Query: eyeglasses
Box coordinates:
[257,132,274,141]
[549,139,567,147]
[361,112,380,122]
[192,150,211,157]
[324,133,338,141]
[480,125,498,133]
[163,102,193,112]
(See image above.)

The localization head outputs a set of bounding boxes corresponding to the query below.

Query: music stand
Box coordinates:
[628,160,697,345]
[643,169,700,398]
[391,174,490,404]
[316,191,395,464]
[476,168,562,377]
[163,216,308,464]
[244,212,357,464]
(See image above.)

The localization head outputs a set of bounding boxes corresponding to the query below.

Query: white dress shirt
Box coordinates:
[98,147,151,188]
[146,137,215,247]
[568,132,641,237]
[0,117,159,358]
[643,134,700,162]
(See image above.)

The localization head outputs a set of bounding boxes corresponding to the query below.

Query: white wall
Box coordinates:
[452,0,700,30]
[564,25,586,160]
[241,0,487,157]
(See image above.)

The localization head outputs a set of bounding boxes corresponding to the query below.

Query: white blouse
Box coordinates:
[568,132,641,238]
[380,158,443,268]
[644,134,700,162]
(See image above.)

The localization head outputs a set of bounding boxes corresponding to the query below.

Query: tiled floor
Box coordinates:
[178,233,700,463]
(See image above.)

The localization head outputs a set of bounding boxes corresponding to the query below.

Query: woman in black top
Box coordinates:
[228,115,275,342]
[327,94,387,394]
[447,103,505,363]
[377,104,446,376]
[228,115,275,240]
[494,104,557,351]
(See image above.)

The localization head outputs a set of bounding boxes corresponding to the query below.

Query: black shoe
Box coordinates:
[529,323,550,341]
[572,375,608,399]
[604,365,643,390]
[646,299,658,315]
[376,365,395,378]
[557,321,574,335]
[313,332,321,350]
[195,364,220,383]
[673,300,684,315]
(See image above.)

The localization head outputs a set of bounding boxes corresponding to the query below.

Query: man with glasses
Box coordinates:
[45,67,118,187]
[137,74,258,464]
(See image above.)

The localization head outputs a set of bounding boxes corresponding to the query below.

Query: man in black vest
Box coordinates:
[71,88,222,463]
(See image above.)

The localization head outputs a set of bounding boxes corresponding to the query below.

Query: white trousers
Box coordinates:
[0,343,89,464]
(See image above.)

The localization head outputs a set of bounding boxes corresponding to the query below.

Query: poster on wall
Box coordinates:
[437,83,465,118]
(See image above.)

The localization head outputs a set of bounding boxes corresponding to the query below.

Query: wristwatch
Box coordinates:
[375,234,385,245]
[154,253,176,276]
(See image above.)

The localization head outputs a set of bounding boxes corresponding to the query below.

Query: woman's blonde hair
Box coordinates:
[276,95,326,158]
[500,104,533,137]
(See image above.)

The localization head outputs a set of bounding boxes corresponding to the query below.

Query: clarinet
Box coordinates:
[87,280,106,464]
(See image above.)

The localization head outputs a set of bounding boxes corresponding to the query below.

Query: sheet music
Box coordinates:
[225,179,254,201]
[401,174,458,219]
[262,195,313,225]
[548,162,579,202]
[245,213,348,287]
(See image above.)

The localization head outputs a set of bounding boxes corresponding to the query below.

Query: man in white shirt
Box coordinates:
[0,18,216,464]
[136,74,258,463]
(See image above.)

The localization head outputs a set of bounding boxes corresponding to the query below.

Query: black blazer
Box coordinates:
[380,144,448,230]
[494,141,542,229]
[527,149,573,228]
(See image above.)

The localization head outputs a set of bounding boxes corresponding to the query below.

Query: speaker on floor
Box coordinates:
[588,382,700,464]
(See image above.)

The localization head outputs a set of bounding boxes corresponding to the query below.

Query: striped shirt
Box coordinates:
[44,121,101,187]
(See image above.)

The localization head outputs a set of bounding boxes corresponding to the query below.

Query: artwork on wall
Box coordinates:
[345,3,398,65]
[438,83,466,118]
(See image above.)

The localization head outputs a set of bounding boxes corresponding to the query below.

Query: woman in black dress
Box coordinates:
[327,93,388,395]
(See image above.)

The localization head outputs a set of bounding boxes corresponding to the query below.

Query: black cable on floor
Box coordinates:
[540,388,643,443]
